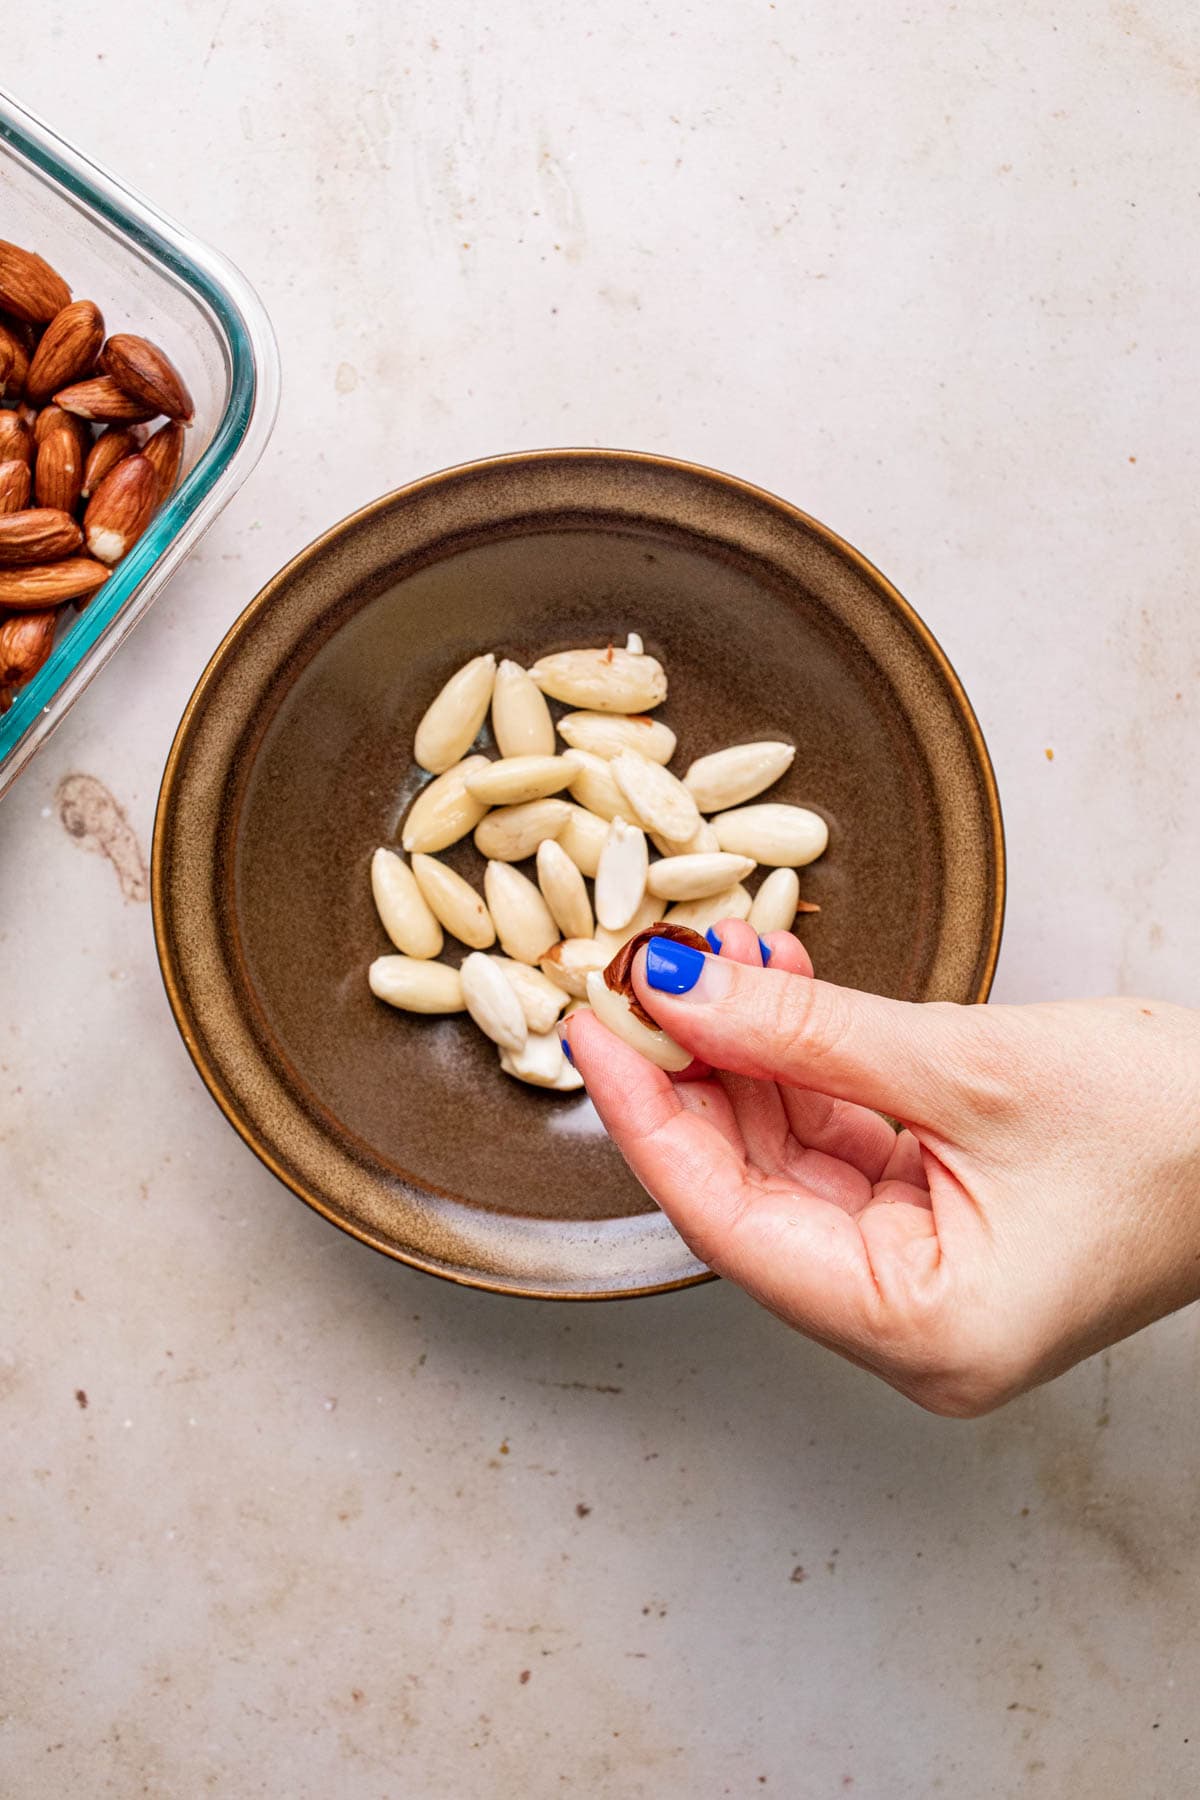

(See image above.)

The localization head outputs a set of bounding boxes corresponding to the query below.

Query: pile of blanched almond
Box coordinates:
[368,636,827,1091]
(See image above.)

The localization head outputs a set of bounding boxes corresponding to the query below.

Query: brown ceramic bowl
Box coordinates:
[153,450,1004,1299]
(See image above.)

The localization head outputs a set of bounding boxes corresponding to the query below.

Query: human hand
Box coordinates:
[562,920,1200,1415]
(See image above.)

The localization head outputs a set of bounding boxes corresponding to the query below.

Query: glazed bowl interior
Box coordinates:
[154,450,1004,1299]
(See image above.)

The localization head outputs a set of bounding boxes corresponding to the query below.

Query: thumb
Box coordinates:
[631,937,977,1127]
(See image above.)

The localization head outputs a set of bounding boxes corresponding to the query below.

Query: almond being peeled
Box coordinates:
[100,333,194,422]
[83,454,157,564]
[25,299,105,405]
[0,241,71,322]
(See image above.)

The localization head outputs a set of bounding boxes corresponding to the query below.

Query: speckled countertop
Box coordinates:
[3,4,1199,1795]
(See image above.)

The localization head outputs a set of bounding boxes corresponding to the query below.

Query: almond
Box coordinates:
[0,609,57,688]
[561,748,626,821]
[413,652,496,774]
[411,852,496,948]
[370,848,443,959]
[645,851,756,900]
[0,460,31,516]
[611,749,701,843]
[0,318,31,398]
[594,816,649,931]
[401,755,491,854]
[82,425,142,499]
[483,861,560,964]
[529,645,667,712]
[499,1030,581,1091]
[472,798,570,862]
[83,454,157,564]
[464,754,572,806]
[683,741,796,812]
[556,709,676,764]
[488,957,568,1034]
[0,241,71,323]
[661,884,753,932]
[554,803,609,878]
[490,658,556,757]
[710,803,829,868]
[34,404,90,452]
[368,955,465,1014]
[0,559,110,610]
[460,951,528,1053]
[99,333,194,422]
[592,889,667,958]
[53,375,158,424]
[0,412,33,466]
[0,508,83,566]
[748,868,802,934]
[34,428,83,513]
[140,419,185,505]
[538,937,609,999]
[25,300,105,405]
[535,838,594,939]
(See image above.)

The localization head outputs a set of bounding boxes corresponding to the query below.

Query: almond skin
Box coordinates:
[0,241,71,323]
[25,299,105,405]
[0,460,31,516]
[100,334,194,422]
[603,922,708,1029]
[34,428,84,513]
[82,425,142,499]
[83,455,158,564]
[0,412,33,467]
[0,558,110,610]
[0,508,83,566]
[34,403,89,451]
[52,375,158,424]
[0,609,57,687]
[0,318,31,398]
[140,419,185,505]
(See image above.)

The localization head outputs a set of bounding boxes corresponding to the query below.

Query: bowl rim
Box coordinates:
[152,446,1006,1300]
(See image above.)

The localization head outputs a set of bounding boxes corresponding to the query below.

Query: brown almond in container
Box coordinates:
[0,317,31,398]
[82,425,142,499]
[0,241,71,323]
[0,558,110,610]
[0,608,57,688]
[0,411,33,466]
[83,454,157,565]
[0,508,83,566]
[100,333,193,423]
[52,375,158,424]
[0,460,31,516]
[141,419,185,505]
[34,427,84,513]
[24,299,105,405]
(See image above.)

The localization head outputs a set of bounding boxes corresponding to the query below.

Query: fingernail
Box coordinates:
[704,926,723,952]
[759,936,772,965]
[559,1032,575,1066]
[644,935,707,994]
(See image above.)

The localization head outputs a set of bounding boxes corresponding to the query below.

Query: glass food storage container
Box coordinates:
[0,87,279,797]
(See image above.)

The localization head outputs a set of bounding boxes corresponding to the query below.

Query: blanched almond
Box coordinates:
[611,749,701,843]
[499,1030,582,1090]
[561,748,625,820]
[593,889,667,958]
[401,756,490,853]
[584,969,691,1071]
[711,803,829,867]
[539,937,609,998]
[748,868,801,934]
[595,816,648,932]
[624,631,643,655]
[464,755,571,806]
[460,951,528,1053]
[649,819,720,857]
[370,848,443,958]
[490,957,568,1034]
[411,852,495,948]
[662,884,753,931]
[473,797,571,862]
[491,658,556,757]
[484,861,560,964]
[646,852,756,901]
[554,803,609,878]
[684,741,796,812]
[536,838,594,939]
[413,652,496,773]
[556,710,676,764]
[529,645,667,712]
[368,955,465,1013]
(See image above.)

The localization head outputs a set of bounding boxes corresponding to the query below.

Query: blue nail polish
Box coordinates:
[759,936,772,965]
[559,1033,575,1066]
[645,935,706,994]
[704,926,723,953]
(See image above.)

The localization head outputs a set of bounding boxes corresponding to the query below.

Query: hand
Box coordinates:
[562,920,1200,1416]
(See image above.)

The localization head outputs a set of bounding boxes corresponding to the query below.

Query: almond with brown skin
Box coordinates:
[0,558,109,610]
[100,334,193,422]
[83,454,157,564]
[0,241,71,323]
[34,428,84,513]
[0,508,83,565]
[25,299,105,405]
[140,419,185,504]
[0,460,31,516]
[0,317,32,397]
[0,412,33,466]
[52,375,158,424]
[0,609,57,687]
[82,425,142,499]
[602,923,708,1028]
